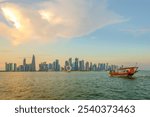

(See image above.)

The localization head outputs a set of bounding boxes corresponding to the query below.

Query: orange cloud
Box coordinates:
[0,0,126,45]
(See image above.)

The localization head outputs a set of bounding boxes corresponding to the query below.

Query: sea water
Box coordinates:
[0,71,150,100]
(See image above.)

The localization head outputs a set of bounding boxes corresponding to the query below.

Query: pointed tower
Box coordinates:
[23,58,26,71]
[31,55,36,71]
[23,58,26,66]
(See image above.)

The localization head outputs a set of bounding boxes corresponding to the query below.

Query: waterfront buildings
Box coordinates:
[4,55,118,72]
[19,55,36,71]
[5,55,36,72]
[39,62,48,71]
[63,58,118,72]
[39,59,60,71]
[5,63,17,72]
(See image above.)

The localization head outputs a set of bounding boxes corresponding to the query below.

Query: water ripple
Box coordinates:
[0,71,150,100]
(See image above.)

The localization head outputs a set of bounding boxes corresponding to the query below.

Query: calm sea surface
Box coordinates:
[0,71,150,100]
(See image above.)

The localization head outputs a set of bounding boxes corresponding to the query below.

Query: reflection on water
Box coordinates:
[0,71,150,100]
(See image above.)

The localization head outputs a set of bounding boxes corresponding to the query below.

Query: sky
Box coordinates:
[0,0,150,70]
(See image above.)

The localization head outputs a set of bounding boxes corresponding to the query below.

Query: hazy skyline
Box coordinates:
[0,0,150,70]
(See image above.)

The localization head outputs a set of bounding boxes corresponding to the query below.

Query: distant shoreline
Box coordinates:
[0,70,146,72]
[0,71,107,72]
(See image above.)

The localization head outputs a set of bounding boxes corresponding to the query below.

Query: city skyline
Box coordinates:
[3,54,118,72]
[5,54,36,71]
[0,0,150,70]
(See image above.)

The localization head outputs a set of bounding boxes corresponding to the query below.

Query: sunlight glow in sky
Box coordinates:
[0,0,150,70]
[1,7,21,29]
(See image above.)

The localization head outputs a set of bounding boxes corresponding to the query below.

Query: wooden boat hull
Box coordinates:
[109,72,134,77]
[109,67,138,78]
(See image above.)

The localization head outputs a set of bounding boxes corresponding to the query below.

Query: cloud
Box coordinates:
[0,0,48,4]
[121,28,150,36]
[0,0,126,45]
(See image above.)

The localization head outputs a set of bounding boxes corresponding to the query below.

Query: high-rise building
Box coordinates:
[14,63,17,71]
[52,61,56,71]
[39,62,48,71]
[79,61,82,71]
[69,58,72,68]
[48,63,52,70]
[99,63,105,71]
[105,63,109,71]
[72,62,75,71]
[93,64,97,71]
[31,55,36,71]
[75,58,79,71]
[5,63,16,72]
[17,65,24,71]
[5,55,37,72]
[23,58,26,66]
[97,63,101,71]
[23,58,26,71]
[90,62,93,71]
[79,60,84,71]
[5,63,8,71]
[55,59,60,71]
[85,61,90,71]
[65,60,69,71]
[39,59,61,71]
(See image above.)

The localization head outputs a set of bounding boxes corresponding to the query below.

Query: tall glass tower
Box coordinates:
[31,55,36,71]
[75,58,79,71]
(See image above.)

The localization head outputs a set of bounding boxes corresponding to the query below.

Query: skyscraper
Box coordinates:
[14,63,17,71]
[39,62,48,71]
[31,55,36,71]
[23,58,26,66]
[69,58,72,68]
[5,63,8,71]
[52,61,56,71]
[90,62,93,71]
[23,58,26,71]
[5,63,16,72]
[79,60,84,71]
[75,58,79,71]
[55,59,60,71]
[85,61,90,71]
[65,60,69,71]
[93,64,97,71]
